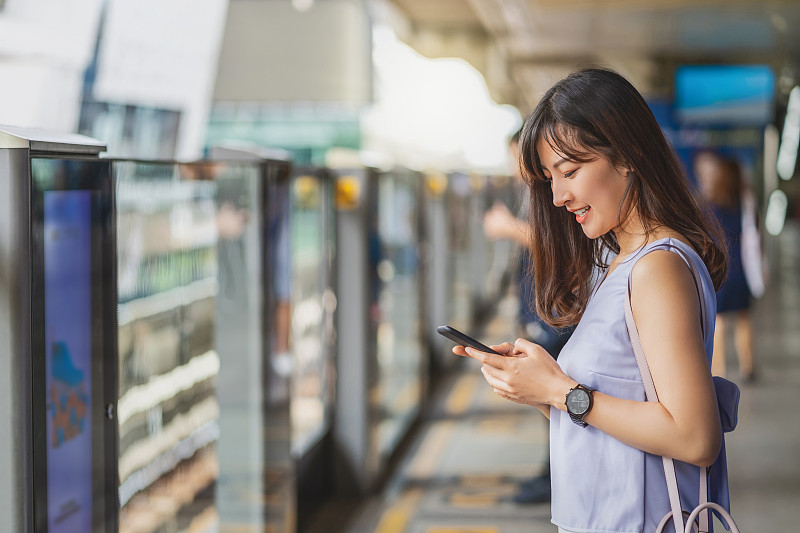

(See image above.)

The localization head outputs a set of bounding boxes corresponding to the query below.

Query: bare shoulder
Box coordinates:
[631,248,692,280]
[630,249,698,309]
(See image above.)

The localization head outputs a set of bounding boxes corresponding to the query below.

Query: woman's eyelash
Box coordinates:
[564,170,576,178]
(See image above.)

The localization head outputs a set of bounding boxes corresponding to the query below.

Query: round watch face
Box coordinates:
[567,388,591,415]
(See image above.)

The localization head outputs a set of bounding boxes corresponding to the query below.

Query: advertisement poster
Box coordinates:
[44,191,93,532]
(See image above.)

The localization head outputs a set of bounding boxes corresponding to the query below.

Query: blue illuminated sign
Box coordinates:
[44,191,93,533]
[675,65,775,126]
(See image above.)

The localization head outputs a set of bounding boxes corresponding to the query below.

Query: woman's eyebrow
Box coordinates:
[540,157,569,173]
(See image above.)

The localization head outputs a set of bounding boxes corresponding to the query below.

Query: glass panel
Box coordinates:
[446,172,474,331]
[372,170,423,458]
[214,162,269,531]
[467,174,496,308]
[460,173,516,316]
[262,165,296,532]
[481,174,518,303]
[289,169,333,454]
[115,159,295,533]
[115,162,220,533]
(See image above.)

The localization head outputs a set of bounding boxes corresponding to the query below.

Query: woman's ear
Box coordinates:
[614,158,633,178]
[618,165,633,179]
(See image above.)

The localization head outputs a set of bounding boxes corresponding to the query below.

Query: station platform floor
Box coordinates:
[306,224,800,533]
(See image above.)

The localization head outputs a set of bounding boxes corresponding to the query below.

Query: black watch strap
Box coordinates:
[566,384,595,428]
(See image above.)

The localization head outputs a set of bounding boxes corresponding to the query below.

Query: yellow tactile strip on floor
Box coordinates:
[447,474,516,508]
[406,421,455,479]
[458,473,505,486]
[375,373,483,532]
[425,527,500,533]
[372,370,549,532]
[445,373,479,415]
[406,373,481,479]
[374,489,422,533]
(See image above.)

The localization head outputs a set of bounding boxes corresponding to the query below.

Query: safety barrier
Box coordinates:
[0,127,518,532]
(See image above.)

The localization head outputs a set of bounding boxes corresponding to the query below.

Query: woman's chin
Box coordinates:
[580,225,601,239]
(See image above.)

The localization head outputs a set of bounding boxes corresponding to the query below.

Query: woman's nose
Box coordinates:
[551,178,571,207]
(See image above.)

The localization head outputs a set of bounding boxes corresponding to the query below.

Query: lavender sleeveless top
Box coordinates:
[550,238,730,533]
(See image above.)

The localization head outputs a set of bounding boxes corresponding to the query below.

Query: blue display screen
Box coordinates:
[674,65,775,125]
[43,191,93,532]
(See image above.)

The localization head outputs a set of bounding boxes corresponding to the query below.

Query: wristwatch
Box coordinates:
[565,384,595,427]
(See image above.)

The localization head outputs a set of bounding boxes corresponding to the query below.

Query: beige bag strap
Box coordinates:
[624,244,708,532]
[624,288,689,530]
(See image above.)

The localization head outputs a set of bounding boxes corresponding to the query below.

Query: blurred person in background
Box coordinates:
[694,151,760,382]
[483,129,574,504]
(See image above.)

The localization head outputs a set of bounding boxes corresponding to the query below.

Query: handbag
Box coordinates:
[624,244,742,533]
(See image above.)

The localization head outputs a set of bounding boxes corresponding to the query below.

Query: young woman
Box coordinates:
[454,68,731,532]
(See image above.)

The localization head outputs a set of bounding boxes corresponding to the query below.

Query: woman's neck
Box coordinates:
[613,215,652,256]
[614,222,687,261]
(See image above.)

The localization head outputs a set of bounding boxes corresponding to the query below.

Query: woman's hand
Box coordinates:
[453,339,576,410]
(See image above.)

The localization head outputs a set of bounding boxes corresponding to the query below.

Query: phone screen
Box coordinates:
[436,325,502,355]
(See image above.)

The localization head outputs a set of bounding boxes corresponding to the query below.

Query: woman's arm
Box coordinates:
[466,250,721,467]
[483,203,530,245]
[596,249,721,466]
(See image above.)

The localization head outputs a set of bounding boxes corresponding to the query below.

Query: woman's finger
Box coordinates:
[494,388,512,400]
[465,347,508,368]
[490,382,521,403]
[452,345,469,357]
[513,337,555,360]
[480,365,513,394]
[490,342,515,356]
[514,337,539,353]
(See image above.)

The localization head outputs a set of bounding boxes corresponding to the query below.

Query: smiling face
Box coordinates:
[536,135,631,240]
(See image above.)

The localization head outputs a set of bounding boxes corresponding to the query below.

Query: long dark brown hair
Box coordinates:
[518,68,728,327]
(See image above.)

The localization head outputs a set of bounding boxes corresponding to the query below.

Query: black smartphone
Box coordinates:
[436,325,503,355]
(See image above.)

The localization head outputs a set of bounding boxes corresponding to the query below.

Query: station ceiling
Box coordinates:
[387,0,800,110]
